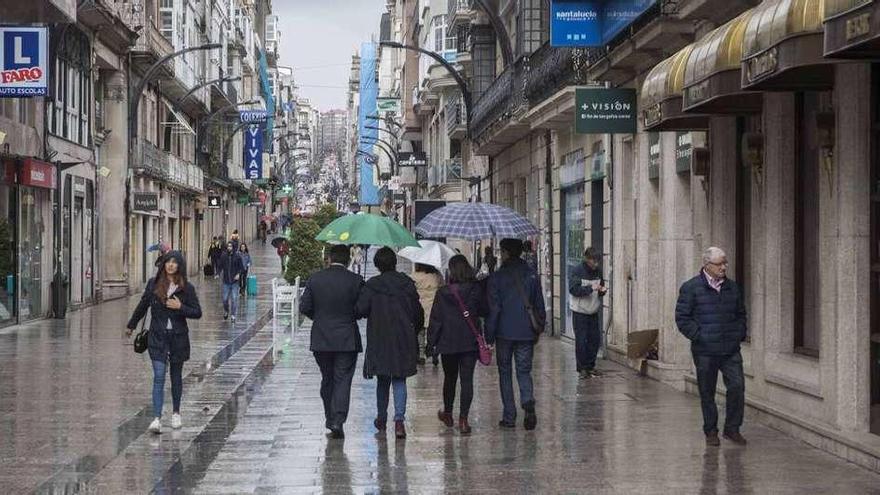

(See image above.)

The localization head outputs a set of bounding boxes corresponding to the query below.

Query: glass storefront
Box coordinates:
[0,185,15,326]
[561,184,585,338]
[19,187,48,321]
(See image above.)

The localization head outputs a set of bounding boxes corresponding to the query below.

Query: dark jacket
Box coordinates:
[127,252,202,363]
[486,258,546,343]
[300,264,365,353]
[356,271,424,378]
[675,272,747,356]
[218,250,246,285]
[427,282,487,355]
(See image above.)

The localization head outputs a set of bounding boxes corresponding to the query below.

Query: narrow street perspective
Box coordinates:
[3,0,880,493]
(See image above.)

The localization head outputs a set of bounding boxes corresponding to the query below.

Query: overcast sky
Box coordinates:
[275,0,387,112]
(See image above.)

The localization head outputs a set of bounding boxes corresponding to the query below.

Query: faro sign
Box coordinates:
[0,27,48,97]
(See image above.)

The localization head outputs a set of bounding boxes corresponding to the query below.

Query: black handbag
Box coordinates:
[133,311,150,354]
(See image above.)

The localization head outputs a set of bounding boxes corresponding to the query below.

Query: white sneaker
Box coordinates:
[231,315,236,322]
[149,417,162,434]
[171,413,182,429]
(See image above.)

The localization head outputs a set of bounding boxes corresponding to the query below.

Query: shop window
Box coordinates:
[48,26,91,147]
[736,117,758,339]
[794,91,830,357]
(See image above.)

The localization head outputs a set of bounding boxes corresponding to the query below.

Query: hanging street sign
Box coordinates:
[377,97,401,115]
[133,192,159,212]
[398,151,428,167]
[239,110,268,123]
[207,195,222,209]
[575,87,637,134]
[0,26,48,97]
[388,176,401,191]
[244,124,263,179]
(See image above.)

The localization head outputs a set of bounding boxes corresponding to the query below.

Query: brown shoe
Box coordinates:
[395,420,407,439]
[374,418,387,432]
[438,410,454,428]
[459,416,472,435]
[706,432,721,447]
[723,432,747,445]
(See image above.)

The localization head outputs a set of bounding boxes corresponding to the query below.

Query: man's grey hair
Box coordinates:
[702,247,727,266]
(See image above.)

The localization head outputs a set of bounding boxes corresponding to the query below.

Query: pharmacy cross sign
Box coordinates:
[244,124,263,180]
[575,88,637,134]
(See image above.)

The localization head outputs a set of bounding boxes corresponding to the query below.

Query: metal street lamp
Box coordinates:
[177,75,241,106]
[124,42,222,292]
[379,41,472,128]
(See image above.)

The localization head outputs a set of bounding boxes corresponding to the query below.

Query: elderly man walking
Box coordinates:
[675,247,748,447]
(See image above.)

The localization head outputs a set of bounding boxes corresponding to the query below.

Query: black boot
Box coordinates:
[523,401,537,431]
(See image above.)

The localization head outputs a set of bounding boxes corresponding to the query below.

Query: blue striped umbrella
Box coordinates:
[415,202,540,240]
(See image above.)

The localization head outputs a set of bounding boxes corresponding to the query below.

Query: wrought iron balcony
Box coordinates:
[139,141,170,180]
[448,0,474,27]
[445,94,466,139]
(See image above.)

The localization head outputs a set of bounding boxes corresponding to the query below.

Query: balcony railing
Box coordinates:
[428,158,462,188]
[448,0,473,25]
[123,6,173,61]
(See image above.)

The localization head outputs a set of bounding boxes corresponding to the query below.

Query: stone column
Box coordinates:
[98,69,129,299]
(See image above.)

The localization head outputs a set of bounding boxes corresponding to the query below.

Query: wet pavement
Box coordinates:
[0,241,282,494]
[192,319,880,494]
[4,246,880,494]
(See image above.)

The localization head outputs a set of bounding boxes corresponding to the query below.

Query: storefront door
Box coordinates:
[561,184,585,338]
[0,184,16,326]
[19,187,46,321]
[870,63,880,435]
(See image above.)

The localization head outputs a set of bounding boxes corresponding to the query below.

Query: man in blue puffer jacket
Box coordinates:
[675,246,748,447]
[487,238,546,431]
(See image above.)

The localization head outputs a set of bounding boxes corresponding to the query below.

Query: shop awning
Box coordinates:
[824,0,880,57]
[683,10,763,114]
[162,101,196,135]
[741,0,834,90]
[640,45,710,132]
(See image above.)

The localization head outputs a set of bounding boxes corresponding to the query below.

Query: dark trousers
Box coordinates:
[239,269,249,293]
[572,312,601,372]
[441,351,478,418]
[314,351,358,428]
[693,351,745,434]
[496,339,535,422]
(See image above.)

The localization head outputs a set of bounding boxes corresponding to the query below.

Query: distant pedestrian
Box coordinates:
[427,255,487,435]
[238,243,252,295]
[476,246,497,280]
[218,241,246,321]
[208,237,222,278]
[276,239,289,271]
[675,247,748,447]
[299,245,365,439]
[126,251,202,434]
[568,247,607,380]
[523,240,539,275]
[412,263,444,366]
[486,238,546,431]
[357,247,424,439]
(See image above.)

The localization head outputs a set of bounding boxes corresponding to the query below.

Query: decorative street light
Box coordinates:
[177,75,241,106]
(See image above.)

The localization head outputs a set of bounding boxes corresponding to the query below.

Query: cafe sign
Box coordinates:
[133,192,159,212]
[675,132,692,173]
[575,88,637,134]
[648,132,660,180]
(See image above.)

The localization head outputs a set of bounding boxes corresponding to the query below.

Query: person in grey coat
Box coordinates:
[300,244,365,439]
[568,247,607,379]
[675,246,748,447]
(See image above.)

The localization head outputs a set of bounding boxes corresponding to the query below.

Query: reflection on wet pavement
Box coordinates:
[191,321,880,494]
[0,243,280,494]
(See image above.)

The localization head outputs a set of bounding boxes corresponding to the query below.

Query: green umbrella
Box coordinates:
[315,214,420,248]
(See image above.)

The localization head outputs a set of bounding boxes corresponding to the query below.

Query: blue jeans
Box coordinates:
[693,351,745,434]
[152,359,184,418]
[222,282,239,316]
[573,312,601,372]
[376,376,407,422]
[496,339,535,423]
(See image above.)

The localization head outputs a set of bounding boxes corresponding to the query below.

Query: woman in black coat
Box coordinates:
[427,255,487,435]
[356,247,424,439]
[127,251,202,434]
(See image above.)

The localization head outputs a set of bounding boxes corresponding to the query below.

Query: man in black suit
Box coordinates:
[299,244,365,439]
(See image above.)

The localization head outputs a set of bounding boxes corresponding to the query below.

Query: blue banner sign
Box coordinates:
[0,26,48,97]
[240,110,268,123]
[244,125,263,180]
[551,0,655,47]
